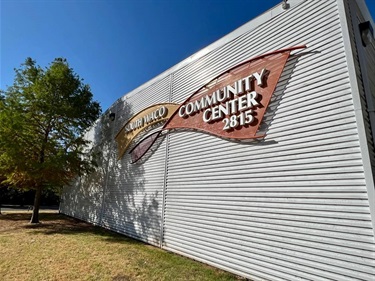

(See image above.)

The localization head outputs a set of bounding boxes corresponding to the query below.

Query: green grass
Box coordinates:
[0,211,244,281]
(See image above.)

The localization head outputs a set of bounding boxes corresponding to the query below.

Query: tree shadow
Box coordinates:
[57,52,314,251]
[1,212,144,245]
[0,213,32,221]
[258,52,306,137]
[60,91,166,247]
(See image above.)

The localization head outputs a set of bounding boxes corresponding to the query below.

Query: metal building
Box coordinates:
[60,0,375,280]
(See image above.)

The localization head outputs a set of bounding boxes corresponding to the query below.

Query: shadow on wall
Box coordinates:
[61,98,163,245]
[133,132,167,165]
[60,109,115,224]
[103,99,168,245]
[102,128,162,245]
[260,51,317,138]
[61,54,310,243]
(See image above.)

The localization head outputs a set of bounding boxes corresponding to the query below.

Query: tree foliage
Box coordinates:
[0,58,101,222]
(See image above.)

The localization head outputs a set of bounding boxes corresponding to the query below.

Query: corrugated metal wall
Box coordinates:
[163,1,375,280]
[60,0,375,280]
[60,77,171,246]
[60,114,111,225]
[98,76,171,246]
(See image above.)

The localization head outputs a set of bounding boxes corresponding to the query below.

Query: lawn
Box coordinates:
[0,211,243,281]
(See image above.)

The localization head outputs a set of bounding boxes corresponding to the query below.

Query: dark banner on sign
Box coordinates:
[125,46,306,163]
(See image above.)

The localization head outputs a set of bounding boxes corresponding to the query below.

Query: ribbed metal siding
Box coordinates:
[99,77,170,246]
[60,114,112,225]
[60,175,103,224]
[59,0,375,279]
[163,1,375,280]
[345,0,375,172]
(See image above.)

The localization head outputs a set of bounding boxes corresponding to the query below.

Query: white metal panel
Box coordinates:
[60,0,375,279]
[60,113,113,224]
[163,1,375,280]
[114,75,171,133]
[60,175,103,224]
[61,75,171,245]
[98,77,170,246]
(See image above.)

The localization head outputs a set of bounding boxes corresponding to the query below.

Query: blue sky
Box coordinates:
[1,0,375,111]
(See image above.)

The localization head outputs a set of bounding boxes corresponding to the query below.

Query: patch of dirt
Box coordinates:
[0,212,92,234]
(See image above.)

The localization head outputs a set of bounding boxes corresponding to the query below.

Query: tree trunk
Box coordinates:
[31,134,47,224]
[30,186,42,223]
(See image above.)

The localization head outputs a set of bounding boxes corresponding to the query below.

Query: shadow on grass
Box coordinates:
[0,212,143,245]
[0,212,34,221]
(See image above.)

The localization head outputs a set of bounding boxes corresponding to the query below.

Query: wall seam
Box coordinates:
[159,73,173,247]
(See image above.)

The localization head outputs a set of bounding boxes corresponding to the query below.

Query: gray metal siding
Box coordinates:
[98,77,170,246]
[61,77,171,246]
[60,114,111,225]
[163,1,375,280]
[343,0,375,238]
[60,0,375,280]
[345,0,375,169]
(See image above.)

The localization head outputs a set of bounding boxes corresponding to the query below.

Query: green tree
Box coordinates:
[0,58,101,223]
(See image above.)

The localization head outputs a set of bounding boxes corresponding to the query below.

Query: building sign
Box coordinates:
[115,46,306,162]
[115,103,179,159]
